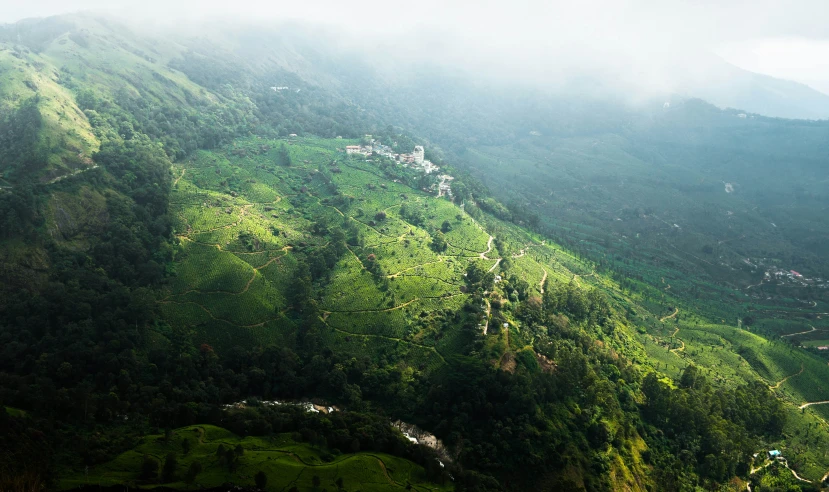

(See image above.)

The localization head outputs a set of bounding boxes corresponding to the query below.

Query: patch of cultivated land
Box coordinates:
[162,137,599,371]
[59,425,451,492]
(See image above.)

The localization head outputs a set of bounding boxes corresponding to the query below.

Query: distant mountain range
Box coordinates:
[678,52,829,120]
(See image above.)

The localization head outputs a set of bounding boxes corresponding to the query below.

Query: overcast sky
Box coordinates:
[4,0,829,93]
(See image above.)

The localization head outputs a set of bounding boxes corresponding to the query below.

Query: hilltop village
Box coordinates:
[343,138,454,198]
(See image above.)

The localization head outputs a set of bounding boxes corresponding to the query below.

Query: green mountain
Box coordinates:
[1,13,828,492]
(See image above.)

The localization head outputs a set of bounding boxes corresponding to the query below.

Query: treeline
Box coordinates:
[205,406,471,487]
[0,185,39,240]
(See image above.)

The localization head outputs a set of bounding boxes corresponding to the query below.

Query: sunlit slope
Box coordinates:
[0,45,97,181]
[162,137,633,371]
[1,13,249,184]
[159,136,660,487]
[1,13,208,181]
[59,424,452,492]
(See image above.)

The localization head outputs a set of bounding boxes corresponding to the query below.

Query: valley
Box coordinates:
[1,12,829,492]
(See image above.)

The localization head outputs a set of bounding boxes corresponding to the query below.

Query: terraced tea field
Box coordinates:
[161,136,606,373]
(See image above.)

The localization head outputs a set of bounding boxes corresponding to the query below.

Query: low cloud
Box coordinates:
[5,0,829,101]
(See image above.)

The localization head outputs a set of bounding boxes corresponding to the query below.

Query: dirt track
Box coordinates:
[660,308,679,322]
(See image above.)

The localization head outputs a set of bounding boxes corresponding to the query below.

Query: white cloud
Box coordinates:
[5,0,829,97]
[718,37,829,94]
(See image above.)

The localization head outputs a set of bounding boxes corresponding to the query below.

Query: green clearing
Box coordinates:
[59,425,450,492]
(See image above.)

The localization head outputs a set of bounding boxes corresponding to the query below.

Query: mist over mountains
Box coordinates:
[6,11,829,120]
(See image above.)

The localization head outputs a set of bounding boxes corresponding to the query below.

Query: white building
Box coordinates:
[346,145,361,154]
[413,145,425,165]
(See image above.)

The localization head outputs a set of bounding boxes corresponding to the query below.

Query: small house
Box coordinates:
[346,146,361,154]
[768,450,782,459]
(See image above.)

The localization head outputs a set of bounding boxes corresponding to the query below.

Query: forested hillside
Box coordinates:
[1,13,828,492]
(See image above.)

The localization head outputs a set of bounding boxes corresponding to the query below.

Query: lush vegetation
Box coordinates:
[2,12,829,492]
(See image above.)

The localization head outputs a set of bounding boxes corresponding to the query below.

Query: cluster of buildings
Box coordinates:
[348,140,438,173]
[381,144,440,174]
[764,266,827,288]
[741,258,828,291]
[343,139,454,197]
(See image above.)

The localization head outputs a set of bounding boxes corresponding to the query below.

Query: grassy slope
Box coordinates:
[60,424,451,492]
[457,136,829,482]
[0,45,98,179]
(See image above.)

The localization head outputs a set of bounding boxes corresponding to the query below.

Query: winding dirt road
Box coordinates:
[660,308,679,322]
[173,168,186,187]
[799,400,829,410]
[781,325,816,338]
[667,326,685,354]
[770,363,803,390]
[748,457,812,486]
[480,234,494,259]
